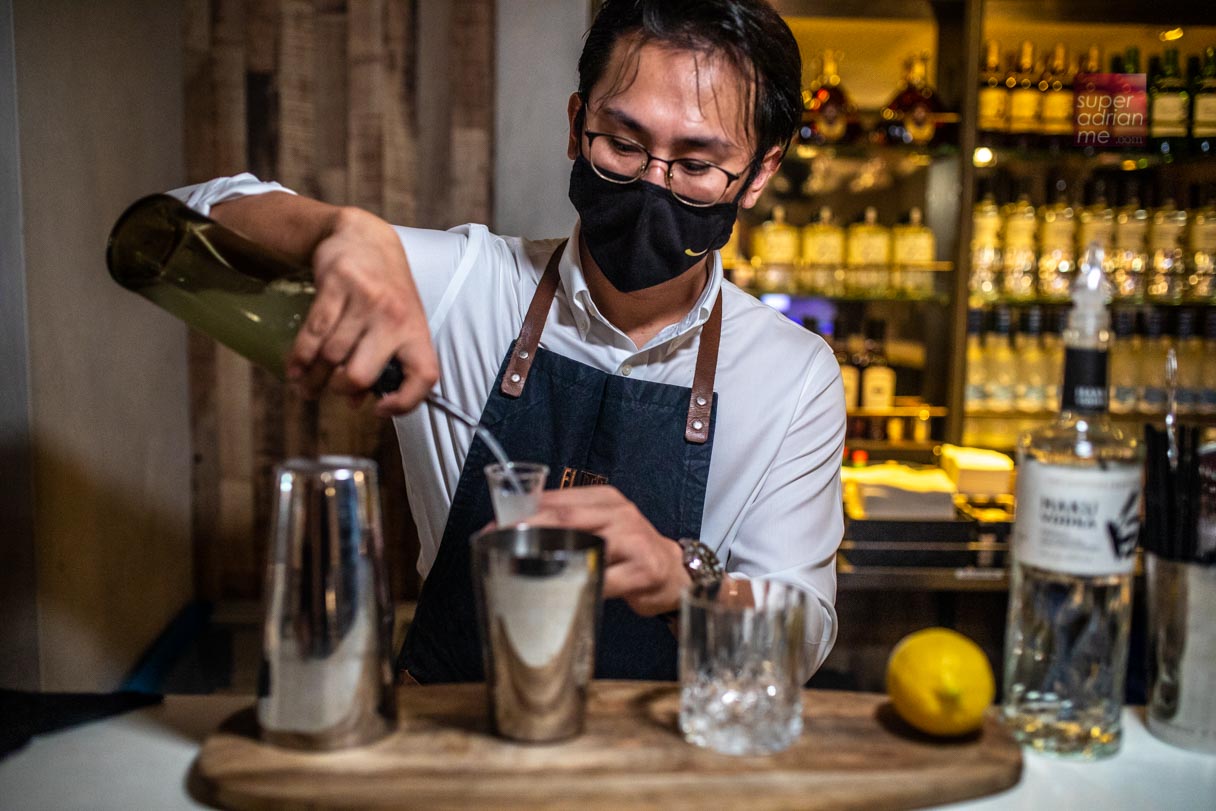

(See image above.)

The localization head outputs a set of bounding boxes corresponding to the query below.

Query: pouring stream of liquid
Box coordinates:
[425,392,524,493]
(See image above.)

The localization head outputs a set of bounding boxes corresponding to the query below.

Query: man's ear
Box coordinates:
[739,145,785,209]
[566,93,583,160]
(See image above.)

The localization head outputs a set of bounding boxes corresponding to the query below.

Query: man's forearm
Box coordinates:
[211,191,344,266]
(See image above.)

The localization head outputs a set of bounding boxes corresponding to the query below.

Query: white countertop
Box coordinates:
[0,696,1212,810]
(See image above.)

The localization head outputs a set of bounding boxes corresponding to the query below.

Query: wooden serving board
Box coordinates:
[190,681,1022,811]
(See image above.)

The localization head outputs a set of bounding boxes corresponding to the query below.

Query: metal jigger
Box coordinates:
[258,456,397,750]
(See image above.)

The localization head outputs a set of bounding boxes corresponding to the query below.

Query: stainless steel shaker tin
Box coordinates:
[258,456,397,750]
[1146,553,1216,754]
[471,526,605,743]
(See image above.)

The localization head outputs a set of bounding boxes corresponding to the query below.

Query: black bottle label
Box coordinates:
[1060,347,1108,412]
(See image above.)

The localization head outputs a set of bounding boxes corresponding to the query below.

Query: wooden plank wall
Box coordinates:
[182,0,495,603]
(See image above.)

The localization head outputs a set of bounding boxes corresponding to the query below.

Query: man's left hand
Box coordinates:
[523,486,690,616]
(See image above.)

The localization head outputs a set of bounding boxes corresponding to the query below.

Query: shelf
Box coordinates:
[964,410,1216,425]
[967,296,1216,309]
[973,145,1216,173]
[850,405,947,418]
[792,140,960,164]
[744,288,953,305]
[836,563,1009,592]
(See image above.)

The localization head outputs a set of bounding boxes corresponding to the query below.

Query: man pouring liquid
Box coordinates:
[171,0,845,683]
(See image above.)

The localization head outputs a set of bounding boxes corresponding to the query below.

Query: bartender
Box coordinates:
[173,0,845,683]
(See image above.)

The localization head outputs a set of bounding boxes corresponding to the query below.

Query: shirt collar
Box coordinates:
[559,219,723,350]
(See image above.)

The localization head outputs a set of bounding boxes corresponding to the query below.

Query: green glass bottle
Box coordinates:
[1192,47,1216,157]
[107,194,404,391]
[1149,48,1190,162]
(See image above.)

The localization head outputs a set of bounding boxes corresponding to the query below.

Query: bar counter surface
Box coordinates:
[0,683,1212,810]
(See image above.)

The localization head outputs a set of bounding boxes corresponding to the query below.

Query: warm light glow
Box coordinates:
[1159,27,1184,42]
[1121,160,1138,171]
[973,146,995,167]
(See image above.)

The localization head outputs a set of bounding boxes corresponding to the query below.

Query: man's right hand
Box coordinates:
[212,194,438,416]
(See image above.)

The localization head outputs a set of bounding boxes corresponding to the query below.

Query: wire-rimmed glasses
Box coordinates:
[583,129,745,207]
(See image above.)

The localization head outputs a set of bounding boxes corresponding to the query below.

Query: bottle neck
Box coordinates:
[1060,344,1110,414]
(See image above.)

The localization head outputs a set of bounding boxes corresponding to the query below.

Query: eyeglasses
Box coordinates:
[582,130,746,207]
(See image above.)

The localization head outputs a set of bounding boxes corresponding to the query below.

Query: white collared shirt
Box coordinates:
[174,174,846,672]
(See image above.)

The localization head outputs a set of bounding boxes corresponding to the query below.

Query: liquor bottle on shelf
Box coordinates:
[1038,173,1077,300]
[1038,43,1075,152]
[749,205,799,293]
[726,219,756,290]
[1078,176,1115,261]
[1042,306,1066,410]
[1192,47,1216,156]
[892,206,936,298]
[1015,306,1048,413]
[969,176,1004,303]
[978,38,1009,146]
[1138,307,1169,414]
[1073,45,1106,156]
[1001,176,1038,300]
[800,206,845,296]
[720,219,743,280]
[1108,308,1138,415]
[1124,46,1141,76]
[1202,310,1216,414]
[857,319,896,412]
[1146,180,1187,304]
[965,308,987,413]
[1002,252,1142,760]
[1174,309,1202,414]
[1111,176,1149,301]
[1111,48,1145,148]
[1188,183,1216,299]
[802,49,856,147]
[831,317,860,413]
[1007,41,1042,150]
[846,206,891,296]
[880,52,946,147]
[984,305,1016,412]
[1149,47,1189,162]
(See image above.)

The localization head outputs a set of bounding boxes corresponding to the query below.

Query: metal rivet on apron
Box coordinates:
[696,396,707,407]
[692,419,703,431]
[510,373,521,383]
[519,350,529,359]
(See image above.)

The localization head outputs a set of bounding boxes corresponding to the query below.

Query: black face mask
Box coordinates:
[567,156,746,293]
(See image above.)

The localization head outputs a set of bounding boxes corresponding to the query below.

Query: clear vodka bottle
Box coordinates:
[1001,250,1143,759]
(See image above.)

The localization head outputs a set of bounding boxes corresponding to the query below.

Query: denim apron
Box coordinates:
[398,241,721,683]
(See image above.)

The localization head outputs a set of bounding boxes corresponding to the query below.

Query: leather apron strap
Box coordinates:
[500,240,723,445]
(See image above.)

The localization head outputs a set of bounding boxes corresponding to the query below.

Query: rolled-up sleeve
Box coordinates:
[164,173,477,321]
[167,172,297,217]
[725,347,846,678]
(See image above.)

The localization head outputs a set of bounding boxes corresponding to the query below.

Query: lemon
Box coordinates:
[885,627,996,737]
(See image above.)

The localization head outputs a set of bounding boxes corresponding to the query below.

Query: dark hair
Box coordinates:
[577,0,802,161]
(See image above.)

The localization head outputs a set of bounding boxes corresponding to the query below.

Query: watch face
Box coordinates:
[681,538,723,587]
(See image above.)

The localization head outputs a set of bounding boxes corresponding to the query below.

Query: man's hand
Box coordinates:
[290,206,438,415]
[523,486,691,616]
[211,194,439,415]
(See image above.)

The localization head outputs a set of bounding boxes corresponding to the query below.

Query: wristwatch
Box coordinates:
[678,537,723,589]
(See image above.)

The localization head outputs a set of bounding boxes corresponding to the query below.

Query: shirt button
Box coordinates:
[621,364,632,376]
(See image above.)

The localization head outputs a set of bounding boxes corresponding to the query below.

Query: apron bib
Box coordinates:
[399,241,722,682]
